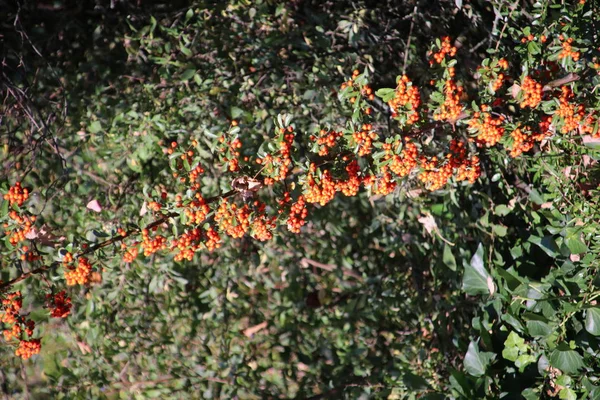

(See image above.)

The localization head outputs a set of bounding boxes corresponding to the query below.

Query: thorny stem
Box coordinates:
[0,190,237,292]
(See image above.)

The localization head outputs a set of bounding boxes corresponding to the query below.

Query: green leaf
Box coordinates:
[462,243,493,295]
[559,388,577,400]
[443,244,457,271]
[503,332,528,362]
[493,224,508,237]
[566,236,588,254]
[585,308,600,336]
[529,235,559,257]
[464,340,493,377]
[0,199,8,218]
[180,68,196,81]
[527,320,553,338]
[550,346,584,375]
[180,43,192,57]
[231,107,244,119]
[375,88,395,102]
[494,204,511,216]
[88,121,102,134]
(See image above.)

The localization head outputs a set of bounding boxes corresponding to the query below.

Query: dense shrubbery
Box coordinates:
[1,0,600,398]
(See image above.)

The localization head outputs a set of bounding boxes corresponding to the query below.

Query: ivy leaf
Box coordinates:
[527,320,553,338]
[550,345,584,375]
[462,243,493,295]
[464,340,494,377]
[585,308,600,336]
[566,236,588,254]
[559,388,577,400]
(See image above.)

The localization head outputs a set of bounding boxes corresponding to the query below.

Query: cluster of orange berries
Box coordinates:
[204,227,222,251]
[430,36,457,64]
[171,228,202,261]
[121,243,139,263]
[352,124,378,156]
[218,135,243,172]
[147,201,162,212]
[3,323,22,341]
[286,195,308,233]
[434,80,464,122]
[183,193,210,225]
[1,292,40,359]
[519,76,543,108]
[361,84,375,101]
[15,339,41,360]
[250,208,277,242]
[19,245,40,262]
[370,167,397,195]
[580,113,599,137]
[336,160,361,196]
[65,257,93,286]
[3,182,29,206]
[215,200,250,238]
[558,37,580,61]
[554,87,585,133]
[140,228,167,257]
[256,126,295,184]
[491,73,505,92]
[388,75,420,125]
[311,129,343,156]
[468,106,506,146]
[1,292,23,325]
[189,164,205,190]
[275,127,295,181]
[304,166,337,206]
[46,291,72,318]
[4,209,35,245]
[418,140,480,191]
[166,141,178,155]
[508,124,550,158]
[387,141,419,178]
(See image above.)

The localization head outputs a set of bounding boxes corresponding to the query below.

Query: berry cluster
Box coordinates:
[286,196,308,233]
[468,106,506,146]
[171,228,202,261]
[215,200,250,238]
[311,129,343,156]
[15,339,41,360]
[519,76,543,109]
[3,182,29,206]
[141,228,168,256]
[434,79,464,122]
[46,291,72,318]
[387,141,419,178]
[65,257,93,286]
[352,124,378,156]
[554,87,584,134]
[558,37,580,61]
[1,292,40,359]
[429,36,457,64]
[388,75,420,125]
[305,166,337,206]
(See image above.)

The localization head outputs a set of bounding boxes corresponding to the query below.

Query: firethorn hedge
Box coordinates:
[1,0,600,398]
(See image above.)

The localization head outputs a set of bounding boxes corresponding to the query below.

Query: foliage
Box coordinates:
[1,0,600,398]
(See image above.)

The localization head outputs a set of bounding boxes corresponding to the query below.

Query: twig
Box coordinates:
[402,6,417,74]
[0,190,237,291]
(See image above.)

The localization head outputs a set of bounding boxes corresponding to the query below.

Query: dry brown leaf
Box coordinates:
[243,321,268,338]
